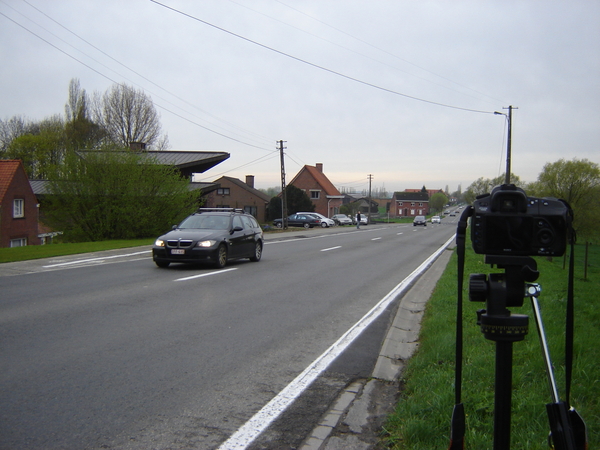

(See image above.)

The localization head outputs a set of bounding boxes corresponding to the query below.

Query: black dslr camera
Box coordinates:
[471,184,568,257]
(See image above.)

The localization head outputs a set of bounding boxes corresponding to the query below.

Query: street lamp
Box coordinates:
[494,106,516,185]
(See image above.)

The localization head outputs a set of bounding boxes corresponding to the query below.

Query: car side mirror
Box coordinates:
[172,225,177,230]
[231,226,244,234]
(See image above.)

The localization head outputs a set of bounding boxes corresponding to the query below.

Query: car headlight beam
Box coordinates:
[197,240,217,248]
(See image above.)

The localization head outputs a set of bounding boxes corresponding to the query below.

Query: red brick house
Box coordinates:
[389,191,430,217]
[204,175,271,223]
[0,160,40,247]
[288,163,343,218]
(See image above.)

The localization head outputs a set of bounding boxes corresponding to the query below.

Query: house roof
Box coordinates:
[215,176,271,202]
[146,151,230,173]
[393,191,430,201]
[77,150,230,175]
[0,160,23,204]
[290,164,342,196]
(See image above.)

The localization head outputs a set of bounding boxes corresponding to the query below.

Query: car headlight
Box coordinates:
[155,239,165,247]
[197,240,217,248]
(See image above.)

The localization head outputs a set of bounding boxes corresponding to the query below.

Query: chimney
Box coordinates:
[129,142,147,151]
[316,163,323,172]
[245,175,255,188]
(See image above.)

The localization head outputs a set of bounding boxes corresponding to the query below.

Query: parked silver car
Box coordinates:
[297,212,335,227]
[332,214,352,225]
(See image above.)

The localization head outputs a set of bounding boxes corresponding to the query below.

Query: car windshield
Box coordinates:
[178,214,230,230]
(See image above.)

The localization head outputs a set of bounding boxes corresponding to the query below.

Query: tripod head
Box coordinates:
[469,255,539,342]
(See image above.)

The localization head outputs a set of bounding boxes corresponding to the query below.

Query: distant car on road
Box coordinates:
[152,208,263,269]
[413,215,427,226]
[273,214,321,229]
[431,216,441,224]
[332,214,352,225]
[297,212,335,227]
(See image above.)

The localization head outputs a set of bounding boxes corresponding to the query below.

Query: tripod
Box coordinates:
[469,255,539,450]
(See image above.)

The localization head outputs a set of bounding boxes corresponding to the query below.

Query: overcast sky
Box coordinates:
[1,0,599,194]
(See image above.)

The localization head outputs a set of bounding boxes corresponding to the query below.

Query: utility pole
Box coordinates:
[278,140,287,229]
[367,174,373,224]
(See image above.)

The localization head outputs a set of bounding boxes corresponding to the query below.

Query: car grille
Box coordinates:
[166,240,193,248]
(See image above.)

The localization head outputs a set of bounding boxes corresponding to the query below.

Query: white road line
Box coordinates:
[217,234,456,450]
[43,250,150,268]
[321,246,341,252]
[397,232,403,235]
[371,237,382,241]
[174,268,237,281]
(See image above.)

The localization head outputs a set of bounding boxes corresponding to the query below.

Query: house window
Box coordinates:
[310,190,320,200]
[410,202,415,207]
[244,206,258,217]
[217,188,230,195]
[10,238,27,247]
[13,199,24,218]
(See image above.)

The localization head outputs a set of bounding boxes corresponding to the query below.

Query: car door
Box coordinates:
[228,215,246,257]
[239,215,258,256]
[287,214,300,227]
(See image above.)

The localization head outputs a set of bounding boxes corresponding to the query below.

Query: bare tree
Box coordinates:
[0,115,32,153]
[92,83,168,150]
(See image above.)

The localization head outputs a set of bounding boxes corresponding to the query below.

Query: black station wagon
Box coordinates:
[152,208,263,268]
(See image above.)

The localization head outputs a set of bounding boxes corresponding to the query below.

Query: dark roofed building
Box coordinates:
[390,191,430,217]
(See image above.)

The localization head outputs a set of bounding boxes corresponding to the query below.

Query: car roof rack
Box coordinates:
[196,207,245,214]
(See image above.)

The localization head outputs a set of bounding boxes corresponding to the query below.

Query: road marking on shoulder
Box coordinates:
[174,268,237,281]
[320,246,341,252]
[42,250,150,268]
[371,237,382,241]
[218,234,456,450]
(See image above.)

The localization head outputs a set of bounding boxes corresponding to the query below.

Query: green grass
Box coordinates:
[383,244,599,449]
[0,239,154,263]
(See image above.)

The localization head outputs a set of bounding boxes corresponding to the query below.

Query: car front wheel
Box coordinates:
[321,222,328,228]
[215,244,228,268]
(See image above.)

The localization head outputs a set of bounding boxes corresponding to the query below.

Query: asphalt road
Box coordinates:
[0,218,459,449]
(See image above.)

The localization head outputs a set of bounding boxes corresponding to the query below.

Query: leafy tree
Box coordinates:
[429,192,448,213]
[44,149,198,241]
[64,78,105,150]
[266,184,314,219]
[5,116,65,178]
[529,158,600,243]
[92,83,168,150]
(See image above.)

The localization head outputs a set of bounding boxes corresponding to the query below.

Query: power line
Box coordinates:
[1,1,274,150]
[150,0,496,115]
[274,0,508,106]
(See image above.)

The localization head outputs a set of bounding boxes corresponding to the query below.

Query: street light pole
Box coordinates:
[494,106,517,184]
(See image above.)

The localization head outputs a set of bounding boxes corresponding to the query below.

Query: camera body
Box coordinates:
[471,184,568,257]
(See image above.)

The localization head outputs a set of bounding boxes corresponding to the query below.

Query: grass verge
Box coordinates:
[383,243,599,449]
[0,239,154,264]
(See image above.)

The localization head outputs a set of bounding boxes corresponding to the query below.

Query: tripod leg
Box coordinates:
[494,341,512,450]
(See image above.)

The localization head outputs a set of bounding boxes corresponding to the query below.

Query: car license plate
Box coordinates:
[171,249,185,255]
